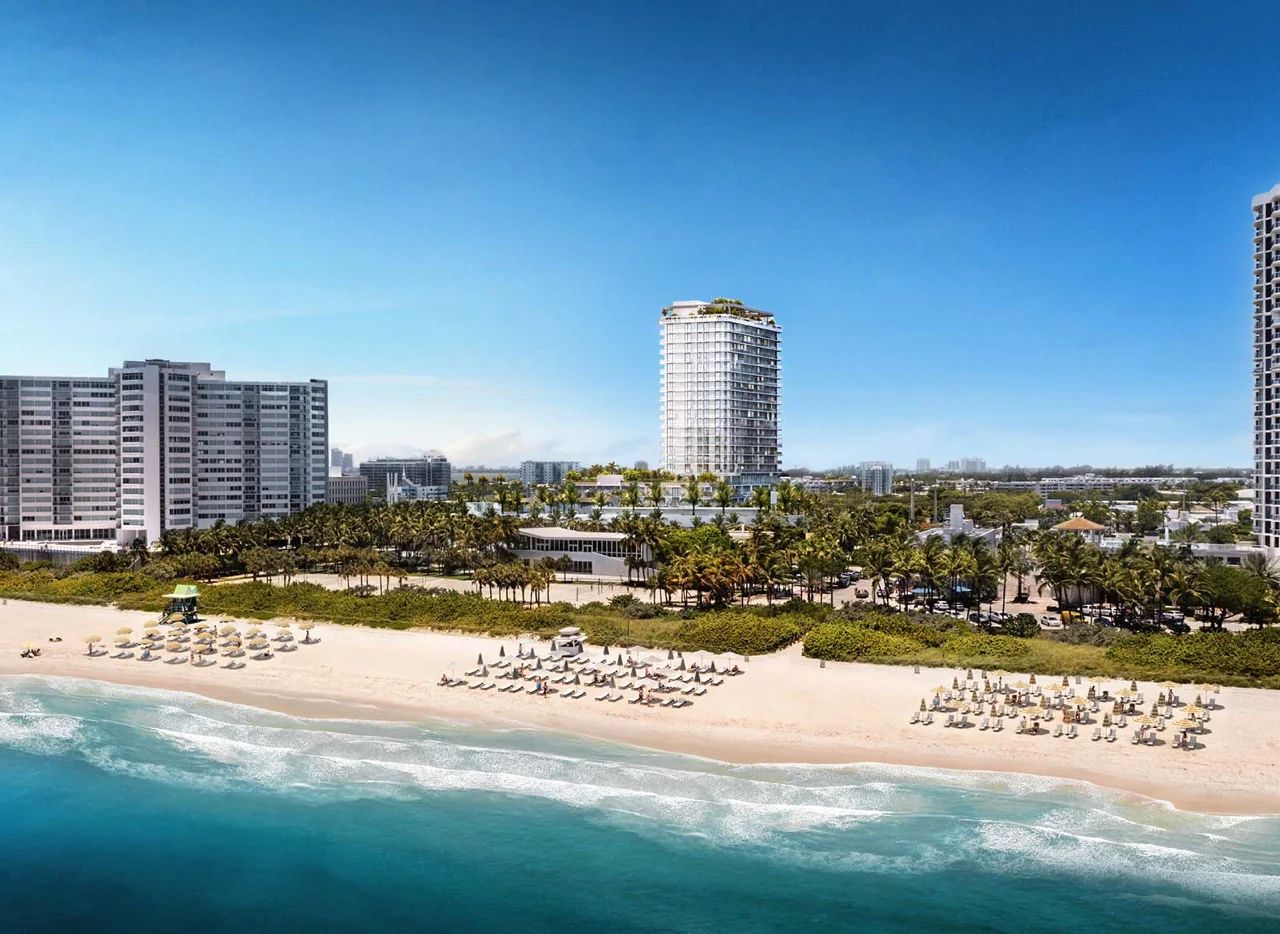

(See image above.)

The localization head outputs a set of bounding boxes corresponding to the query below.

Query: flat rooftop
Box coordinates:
[518,527,629,541]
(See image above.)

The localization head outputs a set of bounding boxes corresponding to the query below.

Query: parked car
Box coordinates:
[1039,613,1064,629]
[854,588,870,599]
[1096,616,1115,627]
[1164,620,1191,635]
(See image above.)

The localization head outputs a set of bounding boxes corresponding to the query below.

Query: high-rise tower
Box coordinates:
[659,298,780,488]
[1254,184,1280,550]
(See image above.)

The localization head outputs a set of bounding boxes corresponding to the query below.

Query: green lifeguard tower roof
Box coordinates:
[163,584,200,601]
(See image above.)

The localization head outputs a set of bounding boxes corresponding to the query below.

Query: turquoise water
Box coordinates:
[2,676,1279,932]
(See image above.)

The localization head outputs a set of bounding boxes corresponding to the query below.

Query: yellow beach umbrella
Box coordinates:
[1116,688,1137,698]
[1136,715,1158,725]
[932,685,948,694]
[1173,719,1198,730]
[165,641,183,652]
[276,622,291,630]
[1183,705,1204,717]
[144,620,159,629]
[116,626,132,635]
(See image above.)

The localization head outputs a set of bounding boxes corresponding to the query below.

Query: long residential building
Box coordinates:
[519,460,580,488]
[0,359,328,546]
[359,454,451,498]
[659,298,780,488]
[1256,183,1280,552]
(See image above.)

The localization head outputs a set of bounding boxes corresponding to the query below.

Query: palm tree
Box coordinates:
[714,480,734,518]
[685,477,702,518]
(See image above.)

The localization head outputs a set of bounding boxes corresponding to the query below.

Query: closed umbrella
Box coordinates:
[499,645,506,657]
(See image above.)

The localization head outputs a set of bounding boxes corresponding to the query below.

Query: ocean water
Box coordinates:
[1,676,1278,933]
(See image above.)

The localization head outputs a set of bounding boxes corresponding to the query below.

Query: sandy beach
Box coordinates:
[3,597,1278,815]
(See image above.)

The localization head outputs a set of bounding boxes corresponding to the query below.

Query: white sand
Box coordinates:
[2,597,1278,814]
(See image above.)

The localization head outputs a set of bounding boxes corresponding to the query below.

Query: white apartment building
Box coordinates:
[520,460,580,488]
[0,359,327,546]
[659,298,780,488]
[859,461,894,496]
[1255,183,1280,551]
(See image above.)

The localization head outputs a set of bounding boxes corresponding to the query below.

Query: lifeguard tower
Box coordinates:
[549,626,585,659]
[160,584,202,625]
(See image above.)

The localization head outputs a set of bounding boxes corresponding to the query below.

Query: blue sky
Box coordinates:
[0,1,1275,469]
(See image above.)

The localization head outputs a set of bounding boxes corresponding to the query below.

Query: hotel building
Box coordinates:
[0,359,328,546]
[659,299,781,489]
[1255,183,1280,550]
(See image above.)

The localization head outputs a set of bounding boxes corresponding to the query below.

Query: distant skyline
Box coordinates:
[1,2,1276,469]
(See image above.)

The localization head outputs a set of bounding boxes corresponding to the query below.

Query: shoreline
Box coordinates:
[4,599,1279,816]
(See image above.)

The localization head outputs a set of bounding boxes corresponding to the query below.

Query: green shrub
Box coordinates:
[1003,613,1040,638]
[940,633,1031,664]
[803,624,923,661]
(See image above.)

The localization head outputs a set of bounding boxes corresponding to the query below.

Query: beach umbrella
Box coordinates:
[1150,702,1160,717]
[1061,675,1069,687]
[165,641,182,652]
[573,674,581,685]
[710,661,718,673]
[694,671,702,684]
[481,666,489,677]
[116,626,132,636]
[667,648,674,660]
[952,676,959,690]
[84,634,102,654]
[144,619,159,629]
[1136,715,1158,726]
[499,645,506,658]
[966,668,973,680]
[920,699,927,712]
[1174,718,1198,731]
[535,658,542,670]
[630,665,639,678]
[1183,705,1204,716]
[518,643,524,657]
[1130,680,1138,691]
[602,645,610,656]
[476,653,484,666]
[1102,713,1112,726]
[1160,681,1178,691]
[932,685,948,694]
[678,659,686,671]
[1029,674,1037,685]
[21,642,37,652]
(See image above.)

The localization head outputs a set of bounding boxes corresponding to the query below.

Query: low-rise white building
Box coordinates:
[510,527,650,576]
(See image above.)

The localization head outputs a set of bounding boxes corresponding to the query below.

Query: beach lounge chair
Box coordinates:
[693,688,706,696]
[979,717,989,730]
[1052,723,1063,738]
[627,695,643,704]
[910,710,920,724]
[1117,715,1127,728]
[1017,718,1027,734]
[944,713,955,727]
[1067,724,1078,739]
[992,718,1003,732]
[959,714,969,728]
[468,681,484,689]
[1107,727,1116,742]
[923,711,933,725]
[1156,717,1165,731]
[1091,727,1101,741]
[1171,733,1182,749]
[596,692,610,701]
